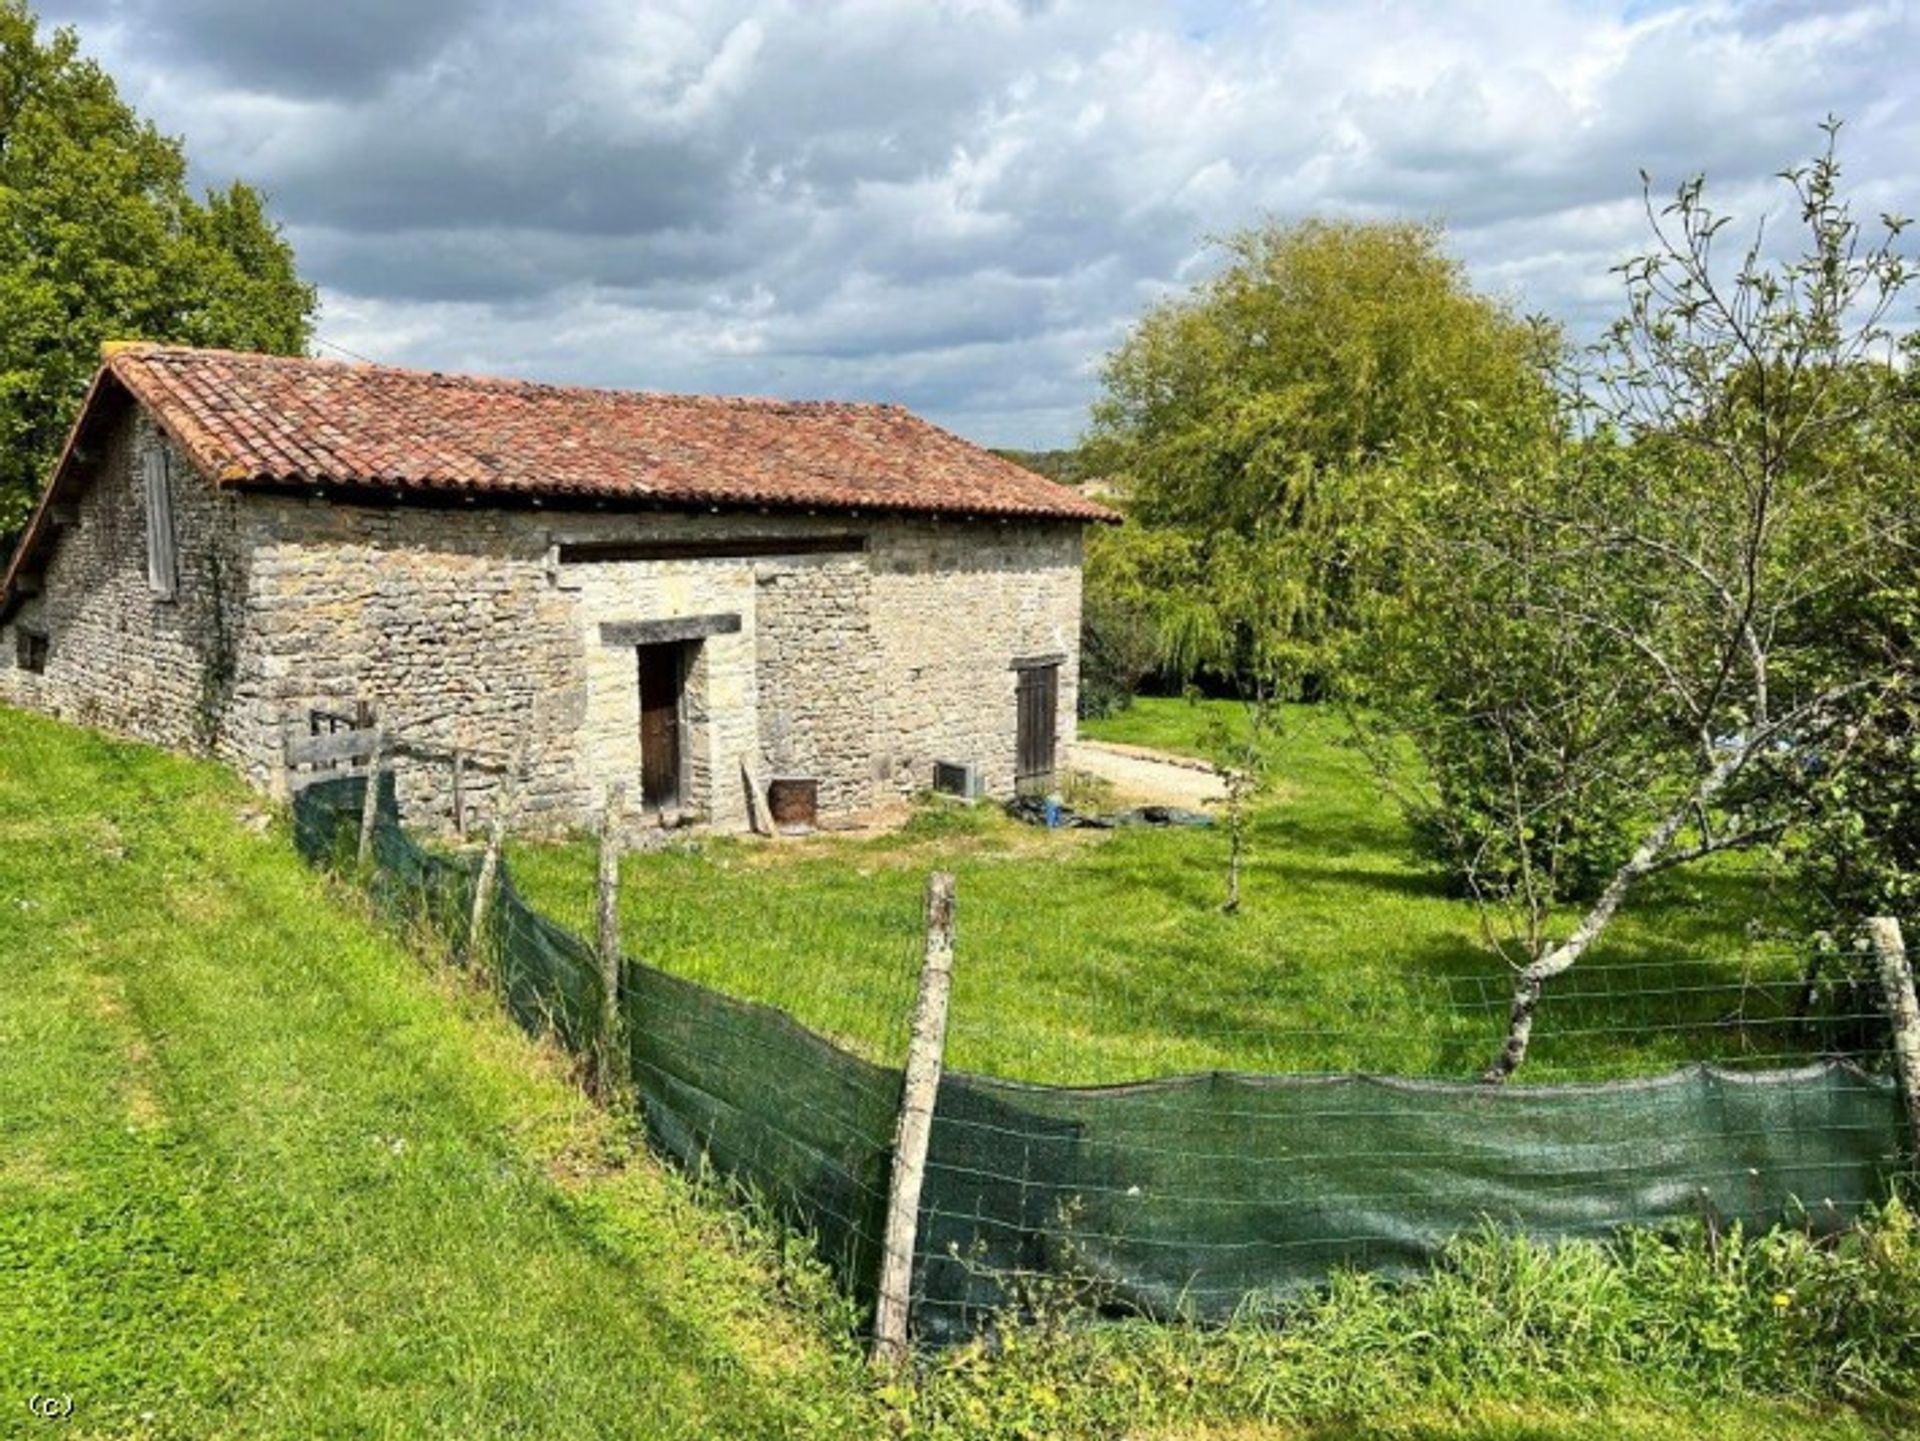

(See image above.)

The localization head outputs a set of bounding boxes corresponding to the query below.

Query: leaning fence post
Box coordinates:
[356,727,386,870]
[452,745,468,842]
[596,782,627,1097]
[1868,917,1920,1170]
[871,870,957,1369]
[467,750,528,966]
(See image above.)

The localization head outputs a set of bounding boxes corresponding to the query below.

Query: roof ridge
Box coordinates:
[4,345,1117,626]
[118,344,908,416]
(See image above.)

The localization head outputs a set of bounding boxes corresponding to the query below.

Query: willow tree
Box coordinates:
[1083,220,1554,908]
[1090,219,1551,536]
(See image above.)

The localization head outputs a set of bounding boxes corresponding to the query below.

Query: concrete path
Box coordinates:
[1065,739,1227,806]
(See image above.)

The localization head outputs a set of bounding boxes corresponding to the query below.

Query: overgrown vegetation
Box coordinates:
[900,1211,1920,1439]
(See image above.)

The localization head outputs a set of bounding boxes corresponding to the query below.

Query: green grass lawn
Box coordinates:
[2,702,1909,1441]
[509,699,1812,1086]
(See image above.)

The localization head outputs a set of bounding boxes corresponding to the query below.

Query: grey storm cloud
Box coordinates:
[30,0,1920,446]
[47,0,491,96]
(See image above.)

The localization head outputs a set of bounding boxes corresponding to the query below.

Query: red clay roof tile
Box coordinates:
[104,345,1118,525]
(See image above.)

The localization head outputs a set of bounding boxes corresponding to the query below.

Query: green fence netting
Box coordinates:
[623,961,899,1289]
[293,779,1908,1348]
[912,1062,1901,1341]
[295,774,608,1050]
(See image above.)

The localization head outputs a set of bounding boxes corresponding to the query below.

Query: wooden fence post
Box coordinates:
[740,754,778,840]
[871,870,956,1369]
[452,745,468,843]
[1868,917,1920,1169]
[596,782,627,1097]
[356,727,386,870]
[467,748,529,966]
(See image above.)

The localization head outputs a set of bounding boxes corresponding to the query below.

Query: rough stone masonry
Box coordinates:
[0,347,1111,836]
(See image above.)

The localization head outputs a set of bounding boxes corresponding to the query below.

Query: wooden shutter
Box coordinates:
[143,447,177,598]
[1015,662,1060,791]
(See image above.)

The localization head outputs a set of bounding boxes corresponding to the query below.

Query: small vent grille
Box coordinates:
[932,760,984,800]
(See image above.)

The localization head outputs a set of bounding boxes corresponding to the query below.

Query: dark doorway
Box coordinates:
[637,642,688,811]
[1015,661,1059,793]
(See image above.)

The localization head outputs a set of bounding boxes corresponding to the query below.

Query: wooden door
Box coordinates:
[1015,663,1059,792]
[637,643,685,810]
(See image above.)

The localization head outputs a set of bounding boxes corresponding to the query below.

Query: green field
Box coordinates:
[509,699,1811,1085]
[5,702,1910,1441]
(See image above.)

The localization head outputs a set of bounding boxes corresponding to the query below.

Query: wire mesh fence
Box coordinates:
[292,774,1912,1350]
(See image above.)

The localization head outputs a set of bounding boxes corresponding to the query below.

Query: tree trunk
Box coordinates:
[1482,751,1742,1083]
[1220,694,1269,917]
[1222,783,1244,915]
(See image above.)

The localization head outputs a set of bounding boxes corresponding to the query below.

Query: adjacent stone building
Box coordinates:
[0,345,1116,834]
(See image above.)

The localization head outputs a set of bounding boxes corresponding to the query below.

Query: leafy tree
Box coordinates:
[1796,648,1917,931]
[1081,218,1553,714]
[1789,519,1918,938]
[1088,219,1554,541]
[992,447,1086,485]
[0,2,314,537]
[1351,123,1916,1080]
[1077,520,1177,719]
[1082,220,1553,906]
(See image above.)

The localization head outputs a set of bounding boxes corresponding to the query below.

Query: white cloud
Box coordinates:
[35,0,1920,445]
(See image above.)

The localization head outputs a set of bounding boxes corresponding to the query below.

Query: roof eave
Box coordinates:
[2,353,1121,623]
[226,473,1121,527]
[1,365,130,623]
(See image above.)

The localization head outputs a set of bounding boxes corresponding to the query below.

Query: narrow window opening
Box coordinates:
[143,445,177,599]
[16,628,49,674]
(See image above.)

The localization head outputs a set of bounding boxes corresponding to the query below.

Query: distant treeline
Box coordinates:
[991,448,1087,484]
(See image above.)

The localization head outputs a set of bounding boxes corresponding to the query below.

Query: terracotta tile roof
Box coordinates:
[101,345,1118,524]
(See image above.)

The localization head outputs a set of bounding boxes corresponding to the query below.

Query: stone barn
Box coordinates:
[0,345,1117,834]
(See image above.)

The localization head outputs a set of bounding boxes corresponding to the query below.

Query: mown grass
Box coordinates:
[510,699,1810,1085]
[0,705,878,1439]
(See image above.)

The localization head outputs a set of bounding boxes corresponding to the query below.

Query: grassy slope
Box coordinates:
[510,699,1804,1085]
[0,706,876,1439]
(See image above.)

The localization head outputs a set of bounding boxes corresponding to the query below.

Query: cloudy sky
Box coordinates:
[33,0,1920,447]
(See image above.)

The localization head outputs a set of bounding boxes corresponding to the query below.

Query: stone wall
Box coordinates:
[868,520,1084,800]
[754,553,877,813]
[4,398,1090,834]
[237,498,581,830]
[235,502,884,834]
[564,553,763,831]
[0,408,259,768]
